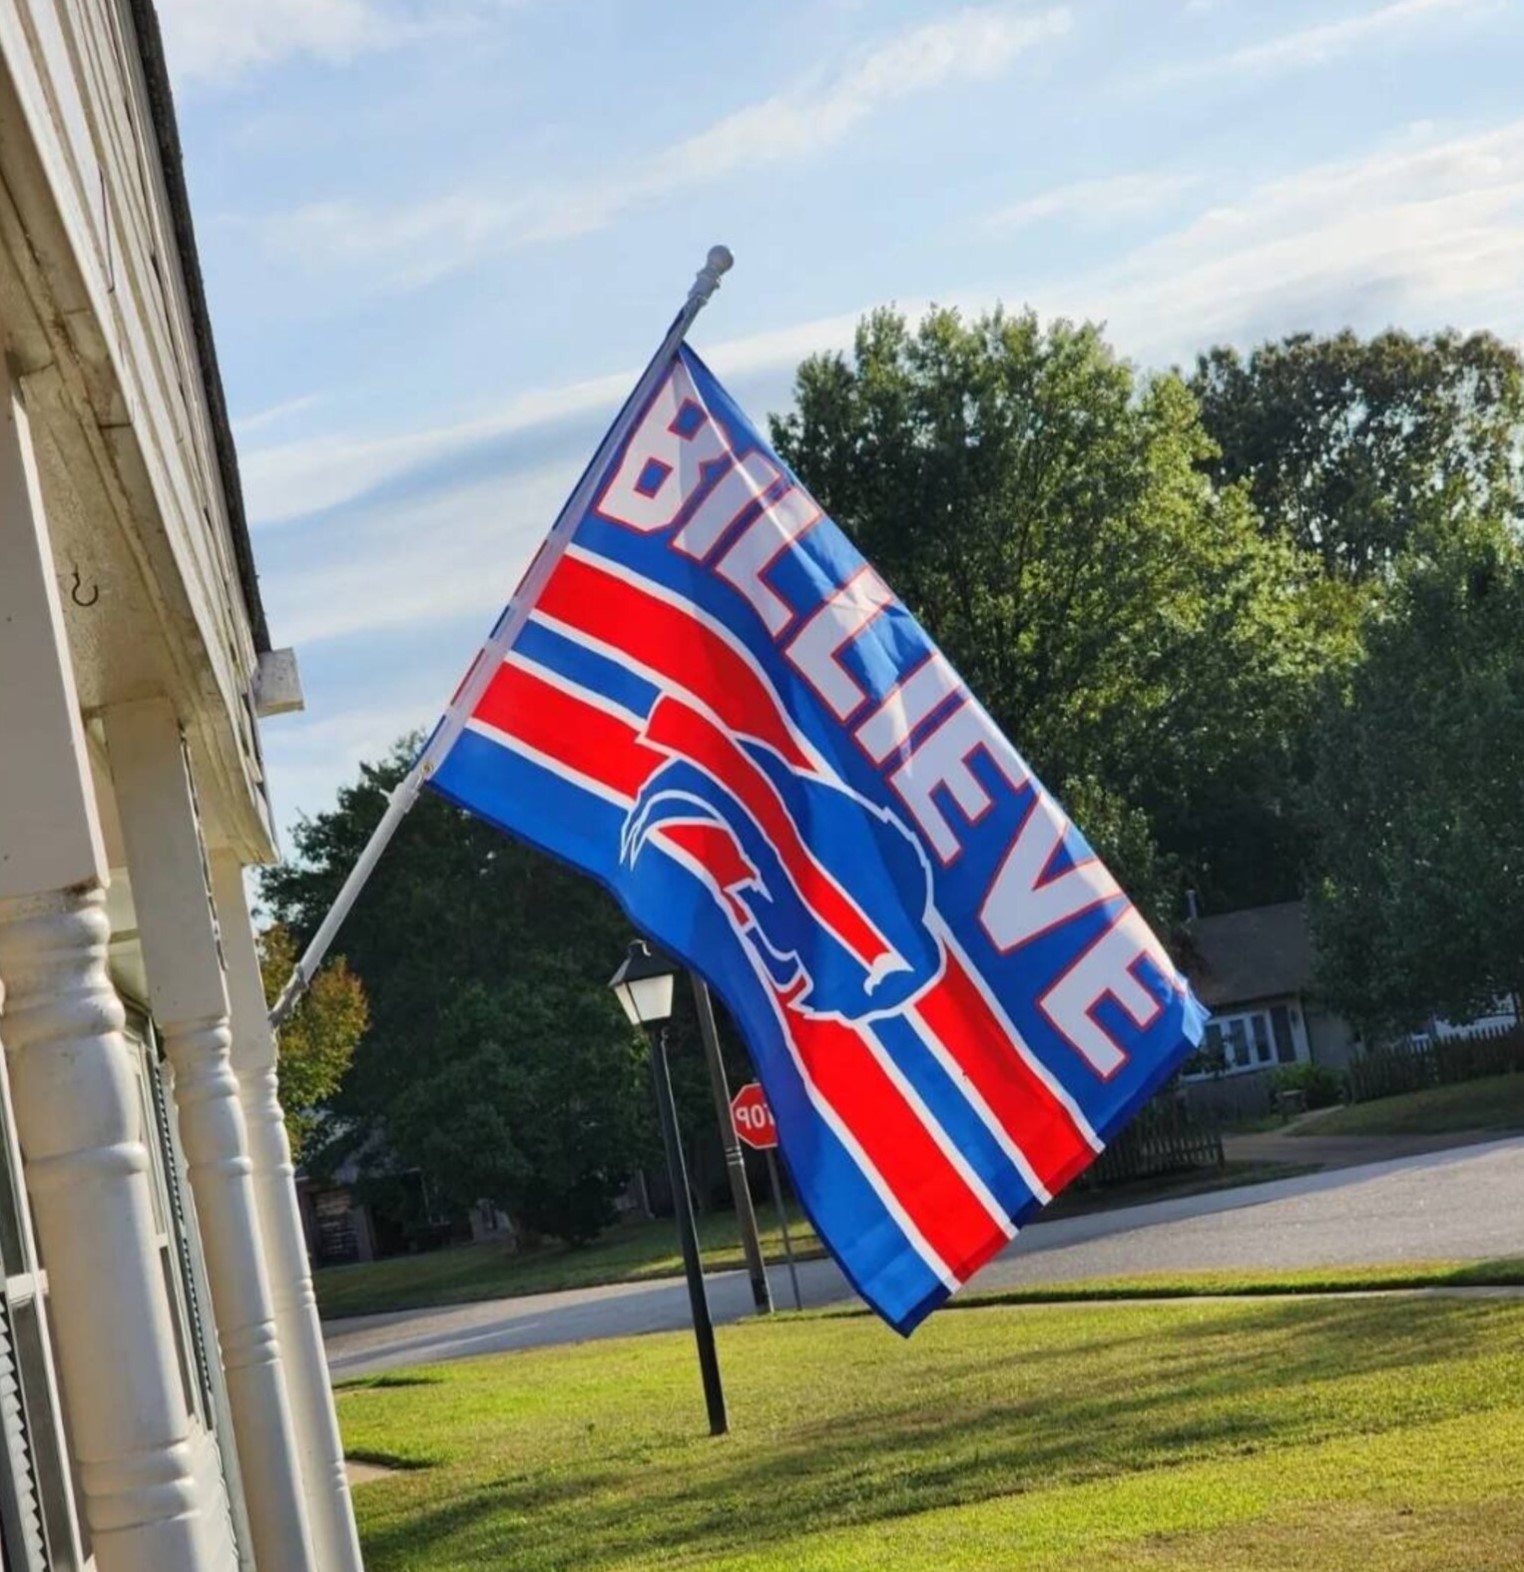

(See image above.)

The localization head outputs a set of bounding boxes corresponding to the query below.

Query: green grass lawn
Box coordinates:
[317,1163,1309,1321]
[1294,1073,1524,1138]
[339,1285,1524,1571]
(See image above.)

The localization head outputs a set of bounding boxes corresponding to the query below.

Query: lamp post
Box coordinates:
[609,939,728,1437]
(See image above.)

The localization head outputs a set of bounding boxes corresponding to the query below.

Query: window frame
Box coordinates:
[1181,999,1310,1081]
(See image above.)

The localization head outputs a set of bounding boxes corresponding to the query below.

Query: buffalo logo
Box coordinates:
[620,695,943,1023]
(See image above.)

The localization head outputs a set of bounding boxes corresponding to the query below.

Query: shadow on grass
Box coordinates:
[345,1449,433,1473]
[336,1372,446,1393]
[937,1255,1524,1307]
[355,1295,1518,1572]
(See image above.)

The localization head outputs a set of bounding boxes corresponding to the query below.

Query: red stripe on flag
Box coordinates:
[536,552,814,771]
[641,695,894,975]
[473,663,662,797]
[783,1006,1005,1280]
[915,958,1097,1196]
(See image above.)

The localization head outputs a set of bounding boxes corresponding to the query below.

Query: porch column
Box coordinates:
[209,850,365,1572]
[0,371,218,1570]
[104,699,317,1572]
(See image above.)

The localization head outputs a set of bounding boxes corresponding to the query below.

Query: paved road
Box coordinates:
[324,1134,1524,1379]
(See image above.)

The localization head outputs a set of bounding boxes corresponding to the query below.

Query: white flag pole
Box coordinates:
[269,245,735,1027]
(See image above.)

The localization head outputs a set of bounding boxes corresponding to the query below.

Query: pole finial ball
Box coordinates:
[688,245,735,307]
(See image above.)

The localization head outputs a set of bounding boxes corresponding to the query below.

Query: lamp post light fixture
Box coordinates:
[609,939,728,1437]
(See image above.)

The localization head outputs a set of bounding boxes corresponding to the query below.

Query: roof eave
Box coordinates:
[124,0,269,654]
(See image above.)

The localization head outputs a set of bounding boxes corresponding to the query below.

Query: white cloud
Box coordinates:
[252,117,1524,598]
[263,461,572,646]
[1199,0,1494,78]
[259,3,1071,286]
[238,297,905,530]
[156,0,400,84]
[241,367,635,525]
[248,114,1524,542]
[989,171,1199,230]
[232,393,321,440]
[156,0,516,87]
[1063,117,1524,360]
[645,4,1071,190]
[240,301,886,527]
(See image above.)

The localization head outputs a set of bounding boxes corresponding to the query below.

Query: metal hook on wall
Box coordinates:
[68,565,100,608]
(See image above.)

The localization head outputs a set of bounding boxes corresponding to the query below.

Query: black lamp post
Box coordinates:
[609,939,727,1436]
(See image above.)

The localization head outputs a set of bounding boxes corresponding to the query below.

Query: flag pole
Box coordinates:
[690,972,772,1314]
[269,245,735,1028]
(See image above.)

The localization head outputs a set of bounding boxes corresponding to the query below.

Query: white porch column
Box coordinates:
[104,699,318,1572]
[0,373,220,1570]
[210,850,365,1572]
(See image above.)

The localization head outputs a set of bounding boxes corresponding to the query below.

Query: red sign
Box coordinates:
[730,1082,778,1150]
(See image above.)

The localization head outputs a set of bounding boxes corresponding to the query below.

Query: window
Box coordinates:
[1183,1002,1308,1080]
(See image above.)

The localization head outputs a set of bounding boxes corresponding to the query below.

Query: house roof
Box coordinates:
[127,0,269,654]
[1182,900,1313,1010]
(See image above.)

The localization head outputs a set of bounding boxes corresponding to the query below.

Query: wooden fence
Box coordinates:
[1175,1070,1276,1127]
[1077,1098,1224,1188]
[1343,1024,1524,1104]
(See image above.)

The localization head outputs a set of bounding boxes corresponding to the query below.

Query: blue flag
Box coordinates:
[425,344,1207,1331]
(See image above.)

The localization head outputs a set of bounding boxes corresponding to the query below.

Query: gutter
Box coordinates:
[123,0,271,653]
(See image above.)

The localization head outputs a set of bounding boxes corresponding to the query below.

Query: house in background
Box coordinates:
[0,4,360,1570]
[1178,901,1357,1116]
[1177,900,1519,1117]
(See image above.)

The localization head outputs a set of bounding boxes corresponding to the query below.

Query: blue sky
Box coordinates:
[157,0,1524,846]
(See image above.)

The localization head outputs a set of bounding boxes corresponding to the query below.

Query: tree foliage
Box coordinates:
[257,923,368,1159]
[1310,518,1524,1035]
[772,306,1341,915]
[383,968,649,1243]
[1193,328,1524,1031]
[260,741,654,1243]
[1192,329,1524,583]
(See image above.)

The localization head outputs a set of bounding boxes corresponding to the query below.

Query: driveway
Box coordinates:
[324,1133,1524,1379]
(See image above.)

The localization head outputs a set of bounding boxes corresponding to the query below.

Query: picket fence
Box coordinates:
[1343,1023,1524,1104]
[1079,1098,1224,1188]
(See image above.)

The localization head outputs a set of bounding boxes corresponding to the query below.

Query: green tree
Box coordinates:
[384,967,649,1244]
[261,741,655,1243]
[257,923,368,1160]
[1311,518,1524,1036]
[1191,329,1524,583]
[772,305,1337,915]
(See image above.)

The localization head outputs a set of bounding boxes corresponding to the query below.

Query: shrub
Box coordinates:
[1270,1062,1343,1109]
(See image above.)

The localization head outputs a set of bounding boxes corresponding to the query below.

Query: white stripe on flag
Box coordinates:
[934,916,1103,1153]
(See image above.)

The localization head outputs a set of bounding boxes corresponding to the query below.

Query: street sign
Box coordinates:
[729,1082,778,1150]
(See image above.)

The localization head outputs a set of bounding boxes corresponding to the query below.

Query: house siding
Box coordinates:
[1305,1005,1359,1071]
